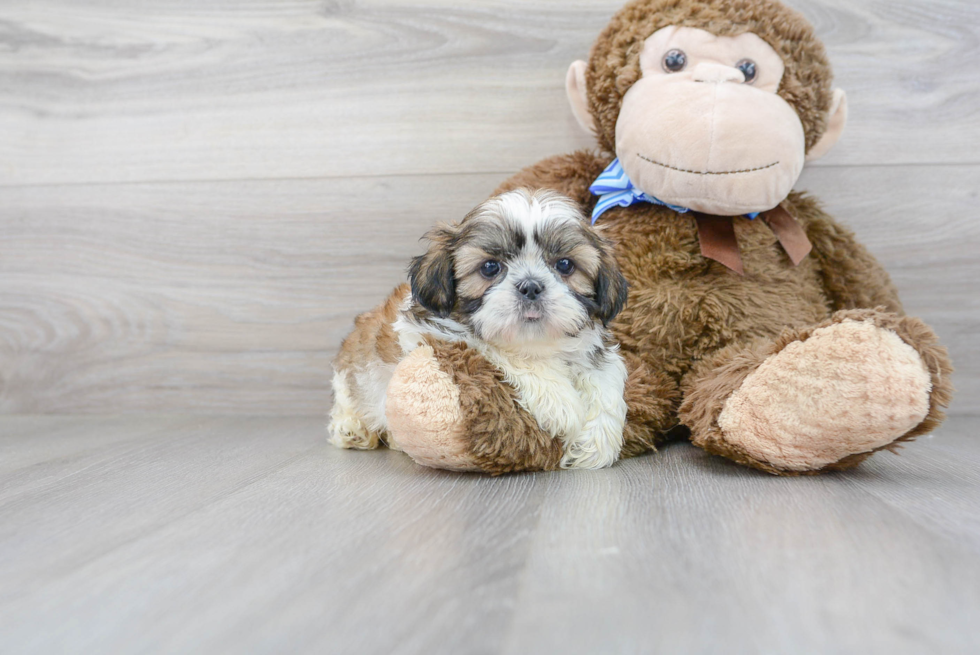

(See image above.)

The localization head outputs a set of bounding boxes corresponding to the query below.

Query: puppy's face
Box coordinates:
[409,190,628,345]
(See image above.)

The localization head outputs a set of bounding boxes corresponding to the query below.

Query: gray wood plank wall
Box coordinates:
[1,0,978,415]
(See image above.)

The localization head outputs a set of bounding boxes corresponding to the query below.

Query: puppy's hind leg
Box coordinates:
[328,370,382,450]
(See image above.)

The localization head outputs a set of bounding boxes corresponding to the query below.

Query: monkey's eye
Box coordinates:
[662,49,687,73]
[480,260,501,278]
[555,258,575,276]
[736,59,757,83]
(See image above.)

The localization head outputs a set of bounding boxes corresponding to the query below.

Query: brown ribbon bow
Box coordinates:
[694,204,812,275]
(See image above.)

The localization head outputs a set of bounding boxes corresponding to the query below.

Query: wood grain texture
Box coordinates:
[0,0,977,415]
[0,0,978,188]
[1,166,977,415]
[0,174,497,413]
[0,414,978,654]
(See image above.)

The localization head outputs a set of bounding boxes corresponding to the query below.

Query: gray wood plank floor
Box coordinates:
[1,415,978,654]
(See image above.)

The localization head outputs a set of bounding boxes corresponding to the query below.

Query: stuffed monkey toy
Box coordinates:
[373,0,954,475]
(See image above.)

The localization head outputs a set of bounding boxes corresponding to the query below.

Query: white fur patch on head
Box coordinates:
[489,188,585,233]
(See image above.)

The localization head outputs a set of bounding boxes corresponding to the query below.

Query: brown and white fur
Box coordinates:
[329,189,630,469]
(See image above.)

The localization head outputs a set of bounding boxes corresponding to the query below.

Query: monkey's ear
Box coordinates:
[408,226,457,317]
[806,89,848,162]
[566,60,597,136]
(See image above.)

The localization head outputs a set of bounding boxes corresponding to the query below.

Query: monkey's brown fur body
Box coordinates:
[488,150,952,473]
[376,0,954,475]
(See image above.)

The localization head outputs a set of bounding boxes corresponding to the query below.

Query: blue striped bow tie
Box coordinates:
[589,158,690,224]
[589,158,759,223]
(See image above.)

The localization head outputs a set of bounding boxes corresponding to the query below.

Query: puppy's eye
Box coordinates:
[480,260,501,278]
[555,258,575,276]
[662,49,687,73]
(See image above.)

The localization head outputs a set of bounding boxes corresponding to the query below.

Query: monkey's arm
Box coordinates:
[385,338,676,472]
[493,150,610,212]
[788,193,904,314]
[386,340,565,474]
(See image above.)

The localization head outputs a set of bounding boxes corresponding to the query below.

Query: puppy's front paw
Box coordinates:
[536,407,585,443]
[561,357,627,470]
[561,443,616,470]
[560,414,624,470]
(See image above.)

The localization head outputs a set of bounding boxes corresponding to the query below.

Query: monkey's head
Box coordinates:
[566,0,847,216]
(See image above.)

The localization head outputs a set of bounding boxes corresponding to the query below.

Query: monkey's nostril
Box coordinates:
[517,279,544,301]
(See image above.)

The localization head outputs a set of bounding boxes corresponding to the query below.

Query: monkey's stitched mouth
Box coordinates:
[638,154,779,176]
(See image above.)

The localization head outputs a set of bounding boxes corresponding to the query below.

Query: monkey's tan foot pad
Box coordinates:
[385,346,481,472]
[717,319,932,472]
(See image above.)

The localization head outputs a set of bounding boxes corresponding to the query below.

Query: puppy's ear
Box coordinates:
[408,225,457,317]
[592,246,628,327]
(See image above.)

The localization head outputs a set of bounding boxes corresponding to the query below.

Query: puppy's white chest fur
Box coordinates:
[478,334,627,469]
[484,350,585,439]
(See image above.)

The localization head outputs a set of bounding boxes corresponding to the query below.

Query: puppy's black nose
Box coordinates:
[517,279,544,301]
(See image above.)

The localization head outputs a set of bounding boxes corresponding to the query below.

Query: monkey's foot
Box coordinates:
[716,318,932,472]
[385,346,481,471]
[386,341,565,474]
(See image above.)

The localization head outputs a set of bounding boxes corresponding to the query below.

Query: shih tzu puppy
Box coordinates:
[329,189,630,469]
